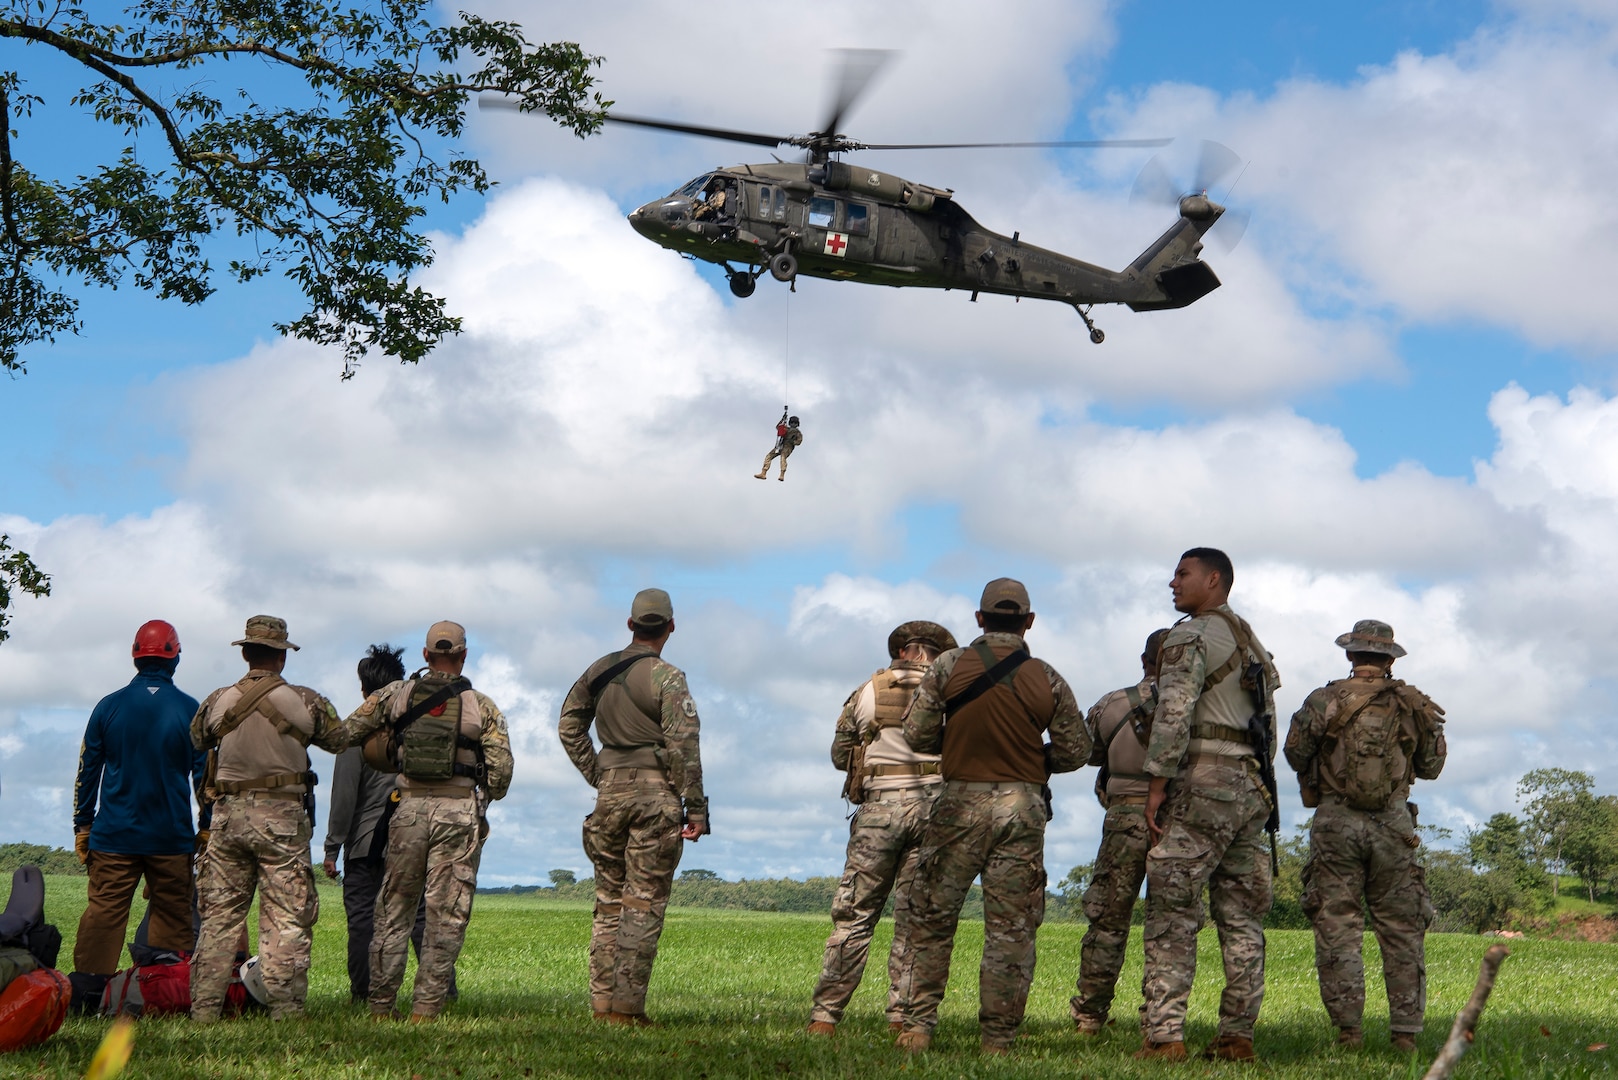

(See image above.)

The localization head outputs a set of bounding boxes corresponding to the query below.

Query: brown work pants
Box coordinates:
[74,851,193,974]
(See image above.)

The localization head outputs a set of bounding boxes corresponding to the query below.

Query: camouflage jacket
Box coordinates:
[1145,605,1279,779]
[558,646,706,808]
[902,632,1089,774]
[192,671,347,796]
[344,678,514,800]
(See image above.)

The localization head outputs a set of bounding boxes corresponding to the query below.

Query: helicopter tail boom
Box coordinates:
[1121,208,1223,311]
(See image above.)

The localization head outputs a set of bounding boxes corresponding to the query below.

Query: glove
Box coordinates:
[74,828,90,864]
[194,829,210,856]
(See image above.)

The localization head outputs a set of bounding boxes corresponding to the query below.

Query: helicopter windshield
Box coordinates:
[675,174,713,198]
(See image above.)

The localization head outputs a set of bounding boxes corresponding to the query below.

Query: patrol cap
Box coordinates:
[978,577,1032,616]
[232,615,299,651]
[425,620,468,655]
[1334,619,1407,658]
[887,620,958,659]
[630,588,674,628]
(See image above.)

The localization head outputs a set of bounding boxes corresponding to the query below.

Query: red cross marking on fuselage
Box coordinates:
[825,232,847,256]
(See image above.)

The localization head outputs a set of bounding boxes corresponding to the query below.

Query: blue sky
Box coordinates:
[5,0,1618,882]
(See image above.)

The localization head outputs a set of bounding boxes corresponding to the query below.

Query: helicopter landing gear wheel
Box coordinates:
[1075,304,1105,345]
[769,252,798,282]
[729,272,756,298]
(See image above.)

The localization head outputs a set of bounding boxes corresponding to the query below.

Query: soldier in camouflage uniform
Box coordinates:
[559,589,709,1025]
[808,620,958,1036]
[190,615,348,1022]
[1138,549,1279,1062]
[1070,627,1169,1035]
[894,579,1089,1055]
[344,620,513,1021]
[1285,620,1446,1053]
[755,413,803,481]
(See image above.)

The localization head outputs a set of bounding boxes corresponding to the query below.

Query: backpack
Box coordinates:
[396,673,476,783]
[0,968,70,1052]
[1326,680,1414,811]
[99,957,249,1019]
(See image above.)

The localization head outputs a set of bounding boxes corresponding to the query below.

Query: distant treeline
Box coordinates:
[0,844,84,877]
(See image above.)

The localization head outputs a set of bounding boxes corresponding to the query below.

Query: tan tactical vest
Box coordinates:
[388,679,483,791]
[869,660,926,729]
[208,674,316,796]
[1098,684,1153,803]
[594,649,667,772]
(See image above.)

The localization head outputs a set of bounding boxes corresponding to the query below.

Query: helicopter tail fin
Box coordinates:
[1123,210,1222,311]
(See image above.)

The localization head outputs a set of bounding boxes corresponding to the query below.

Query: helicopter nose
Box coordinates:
[629,196,694,239]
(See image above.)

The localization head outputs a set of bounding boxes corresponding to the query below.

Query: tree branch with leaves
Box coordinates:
[0,0,608,377]
[0,533,49,644]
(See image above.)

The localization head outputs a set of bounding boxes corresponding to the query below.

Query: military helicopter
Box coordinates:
[483,52,1243,344]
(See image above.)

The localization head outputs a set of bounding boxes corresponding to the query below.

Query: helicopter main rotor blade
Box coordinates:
[860,137,1172,150]
[1193,140,1242,196]
[479,96,790,149]
[819,48,895,138]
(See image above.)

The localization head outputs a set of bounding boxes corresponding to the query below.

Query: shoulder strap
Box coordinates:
[391,676,473,738]
[944,643,1032,718]
[1199,610,1258,695]
[588,651,659,699]
[1324,681,1402,740]
[210,675,288,745]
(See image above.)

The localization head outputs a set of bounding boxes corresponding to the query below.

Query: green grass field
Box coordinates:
[11,875,1617,1078]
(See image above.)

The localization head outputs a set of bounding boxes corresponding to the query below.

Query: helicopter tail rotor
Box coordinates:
[1131,139,1252,252]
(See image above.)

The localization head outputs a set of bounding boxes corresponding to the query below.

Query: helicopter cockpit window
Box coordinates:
[808,196,837,229]
[845,202,870,236]
[678,175,713,198]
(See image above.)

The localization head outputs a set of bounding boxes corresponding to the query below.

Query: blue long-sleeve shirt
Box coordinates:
[73,665,206,855]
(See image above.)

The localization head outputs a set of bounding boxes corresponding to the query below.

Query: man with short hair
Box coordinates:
[559,589,709,1025]
[69,620,206,1011]
[190,616,348,1022]
[344,621,513,1021]
[808,620,958,1037]
[754,410,803,481]
[1137,548,1280,1062]
[1285,620,1446,1053]
[1070,626,1169,1035]
[894,578,1089,1055]
[323,644,453,1005]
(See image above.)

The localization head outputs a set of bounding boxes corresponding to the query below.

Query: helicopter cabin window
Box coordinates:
[755,184,773,217]
[808,196,837,229]
[773,189,787,221]
[845,202,870,236]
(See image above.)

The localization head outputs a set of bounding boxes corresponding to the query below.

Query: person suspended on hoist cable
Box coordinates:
[755,408,803,482]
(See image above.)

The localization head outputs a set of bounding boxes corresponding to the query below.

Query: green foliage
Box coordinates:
[0,843,83,876]
[679,868,720,881]
[1518,768,1595,900]
[1563,794,1618,903]
[547,868,577,887]
[0,532,50,644]
[1468,811,1548,893]
[0,1,609,375]
[22,875,1618,1078]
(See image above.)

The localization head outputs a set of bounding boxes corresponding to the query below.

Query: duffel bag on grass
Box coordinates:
[0,968,70,1052]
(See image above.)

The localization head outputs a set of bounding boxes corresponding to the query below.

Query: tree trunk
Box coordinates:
[1422,945,1509,1080]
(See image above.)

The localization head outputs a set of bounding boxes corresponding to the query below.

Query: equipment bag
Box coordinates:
[99,958,248,1019]
[0,968,70,1052]
[395,673,474,782]
[1327,681,1412,812]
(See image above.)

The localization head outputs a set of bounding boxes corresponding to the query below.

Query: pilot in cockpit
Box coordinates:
[691,176,734,223]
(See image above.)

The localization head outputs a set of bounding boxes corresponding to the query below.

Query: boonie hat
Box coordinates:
[232,615,299,651]
[979,578,1032,616]
[630,588,674,627]
[1334,619,1407,658]
[425,620,468,655]
[887,620,958,659]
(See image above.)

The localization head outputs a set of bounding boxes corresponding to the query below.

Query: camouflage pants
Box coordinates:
[897,781,1048,1049]
[1303,798,1434,1034]
[1072,803,1151,1023]
[810,784,938,1025]
[759,447,793,478]
[370,793,481,1018]
[583,774,684,1016]
[191,794,318,1021]
[1142,761,1273,1043]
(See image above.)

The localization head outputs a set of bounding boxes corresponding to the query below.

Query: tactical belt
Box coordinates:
[399,785,475,799]
[863,762,940,778]
[599,766,671,784]
[215,771,313,795]
[219,789,303,802]
[1188,722,1254,745]
[1184,751,1257,769]
[1109,793,1150,806]
[953,779,1043,792]
[866,785,940,801]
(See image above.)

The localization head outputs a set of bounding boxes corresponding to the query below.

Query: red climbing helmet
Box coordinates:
[132,620,181,659]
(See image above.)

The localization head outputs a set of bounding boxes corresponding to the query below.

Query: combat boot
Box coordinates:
[1336,1027,1363,1048]
[806,1021,836,1037]
[1134,1040,1187,1061]
[894,1029,931,1053]
[1074,1012,1107,1036]
[606,1011,657,1028]
[981,1040,1011,1056]
[407,1012,437,1024]
[1391,1033,1418,1053]
[888,1021,904,1033]
[754,471,768,479]
[1200,1034,1255,1061]
[592,1010,610,1022]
